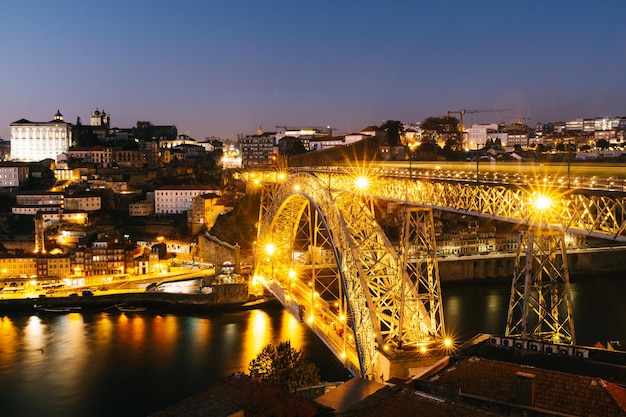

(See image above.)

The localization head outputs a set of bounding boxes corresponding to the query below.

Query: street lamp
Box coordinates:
[567,141,572,189]
[288,268,296,301]
[476,142,480,184]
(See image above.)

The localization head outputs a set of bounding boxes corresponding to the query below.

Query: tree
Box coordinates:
[248,341,320,392]
[596,139,610,149]
[73,116,99,147]
[421,116,460,150]
[379,120,404,146]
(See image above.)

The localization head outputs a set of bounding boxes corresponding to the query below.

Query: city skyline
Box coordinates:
[1,1,625,141]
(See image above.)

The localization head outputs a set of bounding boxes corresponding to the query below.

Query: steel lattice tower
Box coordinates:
[505,228,576,345]
[398,206,446,347]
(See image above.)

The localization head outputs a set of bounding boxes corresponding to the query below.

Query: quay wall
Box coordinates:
[0,283,250,313]
[438,248,626,282]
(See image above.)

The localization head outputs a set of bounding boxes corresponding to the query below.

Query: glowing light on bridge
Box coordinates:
[533,194,552,211]
[355,176,369,190]
[264,243,275,257]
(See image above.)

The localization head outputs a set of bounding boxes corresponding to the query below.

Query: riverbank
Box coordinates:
[437,247,626,281]
[0,283,260,314]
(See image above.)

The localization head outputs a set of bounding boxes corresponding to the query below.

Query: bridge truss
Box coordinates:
[252,173,445,379]
[247,167,626,378]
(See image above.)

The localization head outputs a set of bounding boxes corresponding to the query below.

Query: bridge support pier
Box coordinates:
[376,347,448,381]
[505,228,576,345]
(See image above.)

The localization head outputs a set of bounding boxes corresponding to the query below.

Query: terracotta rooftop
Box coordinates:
[338,385,497,417]
[149,373,333,417]
[315,377,384,413]
[432,356,626,416]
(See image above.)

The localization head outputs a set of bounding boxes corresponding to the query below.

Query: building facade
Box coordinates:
[0,163,30,187]
[155,185,221,214]
[10,110,73,161]
[239,128,277,168]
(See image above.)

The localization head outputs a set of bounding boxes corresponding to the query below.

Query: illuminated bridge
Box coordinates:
[247,165,626,381]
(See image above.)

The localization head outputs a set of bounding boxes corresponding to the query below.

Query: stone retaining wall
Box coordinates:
[438,248,626,281]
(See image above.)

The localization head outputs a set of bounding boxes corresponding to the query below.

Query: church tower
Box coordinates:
[90,108,110,128]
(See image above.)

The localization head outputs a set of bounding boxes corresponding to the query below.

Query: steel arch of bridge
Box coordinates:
[252,173,436,378]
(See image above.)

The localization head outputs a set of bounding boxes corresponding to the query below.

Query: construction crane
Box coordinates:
[446,109,510,131]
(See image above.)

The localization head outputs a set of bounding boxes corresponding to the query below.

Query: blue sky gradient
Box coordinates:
[1,1,625,140]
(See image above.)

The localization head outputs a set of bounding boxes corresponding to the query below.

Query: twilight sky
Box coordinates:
[1,1,625,140]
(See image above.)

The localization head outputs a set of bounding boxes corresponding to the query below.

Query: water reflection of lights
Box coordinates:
[444,295,461,317]
[152,315,182,359]
[94,314,114,344]
[244,310,271,367]
[118,314,147,349]
[280,312,303,349]
[24,316,45,352]
[0,317,19,362]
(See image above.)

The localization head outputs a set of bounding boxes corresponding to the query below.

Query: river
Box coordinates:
[1,273,626,416]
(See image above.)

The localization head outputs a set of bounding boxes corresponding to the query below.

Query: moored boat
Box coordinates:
[34,305,81,313]
[115,304,147,313]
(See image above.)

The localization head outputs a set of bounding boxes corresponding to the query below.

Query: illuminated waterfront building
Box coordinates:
[0,254,71,281]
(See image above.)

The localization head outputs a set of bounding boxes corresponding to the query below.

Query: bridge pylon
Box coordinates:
[398,206,446,347]
[505,228,576,345]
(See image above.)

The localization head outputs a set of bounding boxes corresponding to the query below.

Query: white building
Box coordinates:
[65,195,101,211]
[12,205,59,215]
[10,110,73,161]
[155,185,221,214]
[466,124,501,149]
[0,163,29,187]
[16,192,64,207]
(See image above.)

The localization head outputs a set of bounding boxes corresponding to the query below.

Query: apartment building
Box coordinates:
[68,146,113,167]
[0,163,29,187]
[65,194,101,211]
[129,201,154,217]
[0,255,71,279]
[239,128,277,168]
[155,185,220,214]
